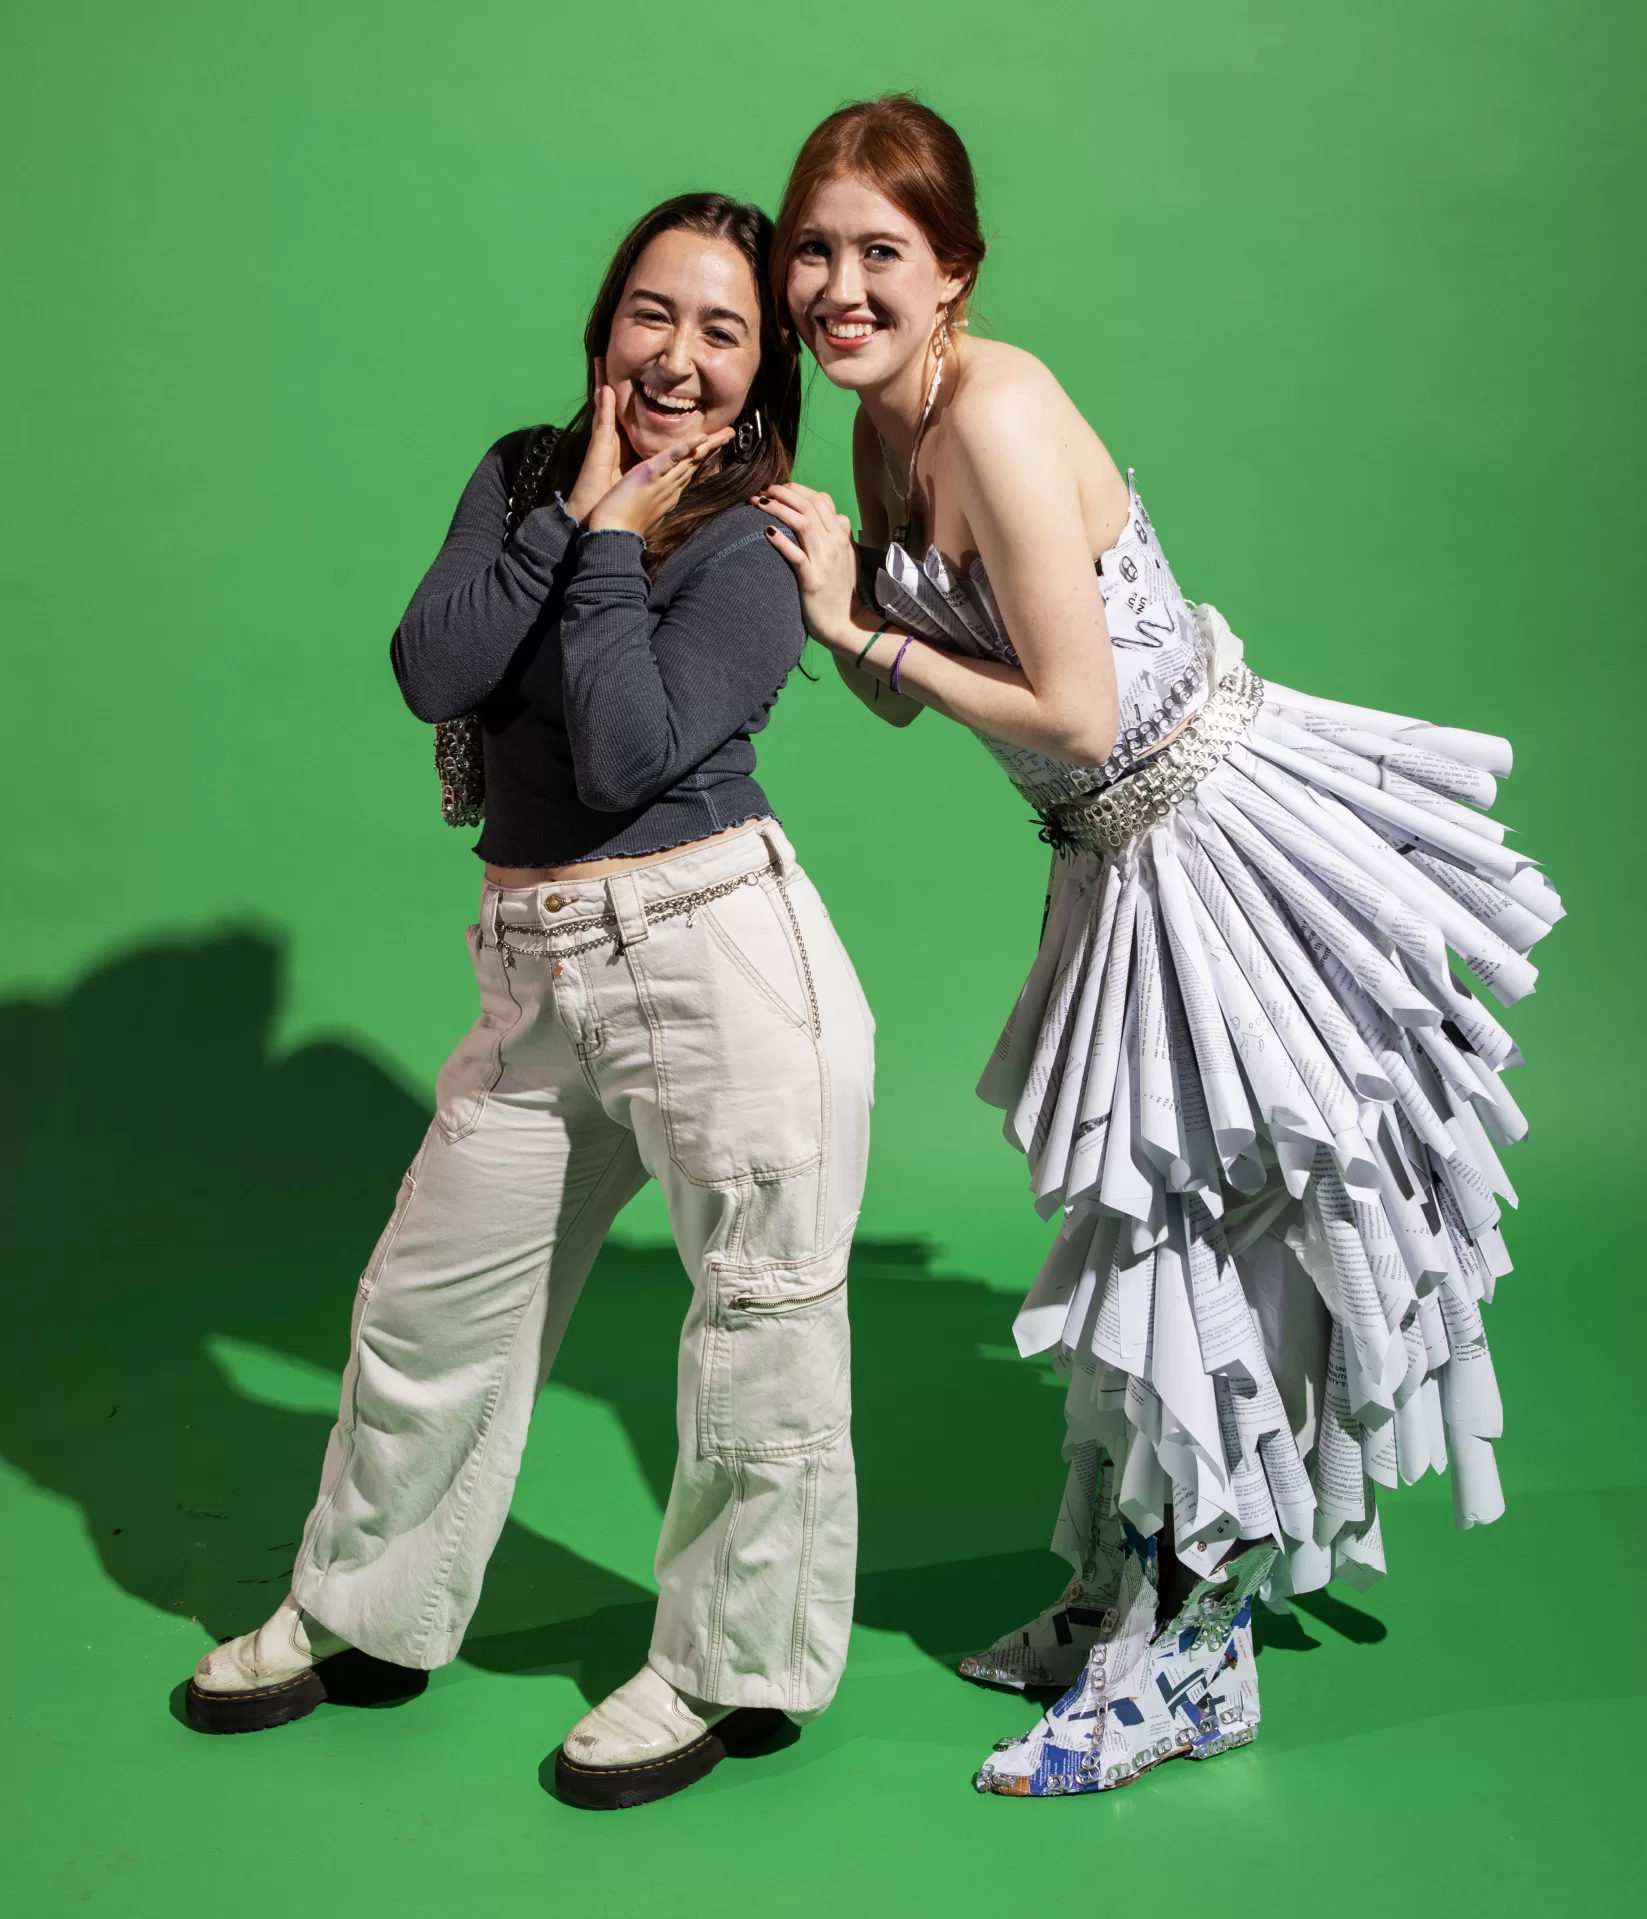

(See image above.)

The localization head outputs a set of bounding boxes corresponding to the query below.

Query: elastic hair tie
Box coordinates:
[854,620,890,671]
[889,637,914,694]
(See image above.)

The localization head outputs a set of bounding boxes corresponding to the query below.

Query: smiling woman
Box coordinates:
[760,107,1123,768]
[173,191,875,1817]
[758,92,1565,1804]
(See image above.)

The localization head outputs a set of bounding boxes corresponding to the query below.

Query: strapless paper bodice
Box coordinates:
[867,475,1207,808]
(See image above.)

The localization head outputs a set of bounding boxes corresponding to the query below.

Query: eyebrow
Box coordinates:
[627,286,751,330]
[795,229,910,246]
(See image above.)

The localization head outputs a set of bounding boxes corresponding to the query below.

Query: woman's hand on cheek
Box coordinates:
[755,484,860,650]
[585,428,734,539]
[564,366,626,524]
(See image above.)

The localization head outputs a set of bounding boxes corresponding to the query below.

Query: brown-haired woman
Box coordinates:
[761,97,1558,1797]
[178,193,875,1813]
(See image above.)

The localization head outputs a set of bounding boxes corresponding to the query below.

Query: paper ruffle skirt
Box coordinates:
[986,630,1561,1593]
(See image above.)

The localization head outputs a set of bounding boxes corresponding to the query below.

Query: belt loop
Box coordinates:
[759,824,791,880]
[484,887,503,950]
[607,872,650,948]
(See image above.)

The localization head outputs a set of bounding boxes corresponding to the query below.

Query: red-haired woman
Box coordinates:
[759,96,1560,1797]
[179,195,874,1811]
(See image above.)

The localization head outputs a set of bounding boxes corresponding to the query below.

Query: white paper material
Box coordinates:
[1032,864,1125,1208]
[965,633,1556,1602]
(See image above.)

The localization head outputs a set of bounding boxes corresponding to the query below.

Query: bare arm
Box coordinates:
[825,410,923,727]
[761,375,1119,766]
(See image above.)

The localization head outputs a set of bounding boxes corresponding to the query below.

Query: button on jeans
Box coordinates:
[290,823,874,1713]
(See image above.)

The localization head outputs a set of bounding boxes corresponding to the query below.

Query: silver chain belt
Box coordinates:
[492,854,821,1035]
[1044,661,1266,855]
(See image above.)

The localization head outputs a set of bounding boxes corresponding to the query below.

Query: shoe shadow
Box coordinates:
[0,930,1071,1708]
[1291,1588,1388,1644]
[1253,1608,1322,1655]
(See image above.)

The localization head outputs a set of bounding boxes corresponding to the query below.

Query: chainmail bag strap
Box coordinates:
[434,423,562,827]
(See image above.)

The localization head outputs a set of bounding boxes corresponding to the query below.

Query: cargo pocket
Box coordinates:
[434,924,522,1144]
[647,886,825,1186]
[703,878,817,1034]
[697,1236,853,1463]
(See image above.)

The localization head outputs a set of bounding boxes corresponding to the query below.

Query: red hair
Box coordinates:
[772,95,986,329]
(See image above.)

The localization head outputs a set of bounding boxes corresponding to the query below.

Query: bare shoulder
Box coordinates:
[947,339,1115,471]
[943,338,1128,549]
[952,336,1060,392]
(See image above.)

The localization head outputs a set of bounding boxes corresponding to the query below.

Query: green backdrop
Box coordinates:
[3,1,1640,1911]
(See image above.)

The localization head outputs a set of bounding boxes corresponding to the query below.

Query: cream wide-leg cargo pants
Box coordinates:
[290,823,874,1714]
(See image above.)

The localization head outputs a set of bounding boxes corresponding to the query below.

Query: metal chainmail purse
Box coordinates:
[433,423,562,826]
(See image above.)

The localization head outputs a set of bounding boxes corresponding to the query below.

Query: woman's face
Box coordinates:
[604,231,762,462]
[786,177,964,394]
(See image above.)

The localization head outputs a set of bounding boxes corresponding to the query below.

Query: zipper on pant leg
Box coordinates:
[728,1270,848,1315]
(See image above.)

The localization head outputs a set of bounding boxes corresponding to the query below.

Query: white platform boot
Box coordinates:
[554,1665,787,1810]
[184,1594,349,1733]
[184,1593,426,1733]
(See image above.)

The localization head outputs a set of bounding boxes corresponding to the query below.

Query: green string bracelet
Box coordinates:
[854,621,891,671]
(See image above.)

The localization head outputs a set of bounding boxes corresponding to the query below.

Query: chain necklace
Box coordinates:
[879,323,949,547]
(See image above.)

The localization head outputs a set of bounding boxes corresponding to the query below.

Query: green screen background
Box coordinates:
[3,1,1640,1909]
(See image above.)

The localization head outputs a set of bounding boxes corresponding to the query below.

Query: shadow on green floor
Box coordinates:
[0,928,1388,1706]
[0,929,1088,1701]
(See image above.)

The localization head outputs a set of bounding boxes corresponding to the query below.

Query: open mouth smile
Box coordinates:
[637,385,701,420]
[817,316,881,350]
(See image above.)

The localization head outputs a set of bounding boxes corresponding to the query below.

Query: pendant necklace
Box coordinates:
[881,324,948,548]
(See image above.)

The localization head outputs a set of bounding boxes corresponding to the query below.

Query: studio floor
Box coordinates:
[0,981,1634,1911]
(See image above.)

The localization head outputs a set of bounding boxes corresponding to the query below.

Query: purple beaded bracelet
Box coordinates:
[889,637,914,694]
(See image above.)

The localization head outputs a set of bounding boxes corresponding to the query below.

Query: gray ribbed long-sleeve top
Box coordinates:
[391,430,807,867]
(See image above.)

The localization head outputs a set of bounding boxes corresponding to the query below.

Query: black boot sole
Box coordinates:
[553,1706,788,1810]
[183,1650,429,1734]
[184,1668,325,1734]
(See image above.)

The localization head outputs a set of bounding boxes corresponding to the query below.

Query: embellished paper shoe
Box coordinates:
[973,1539,1277,1797]
[960,1446,1129,1694]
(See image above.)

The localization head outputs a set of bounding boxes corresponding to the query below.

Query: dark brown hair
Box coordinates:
[772,95,987,331]
[550,193,800,571]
